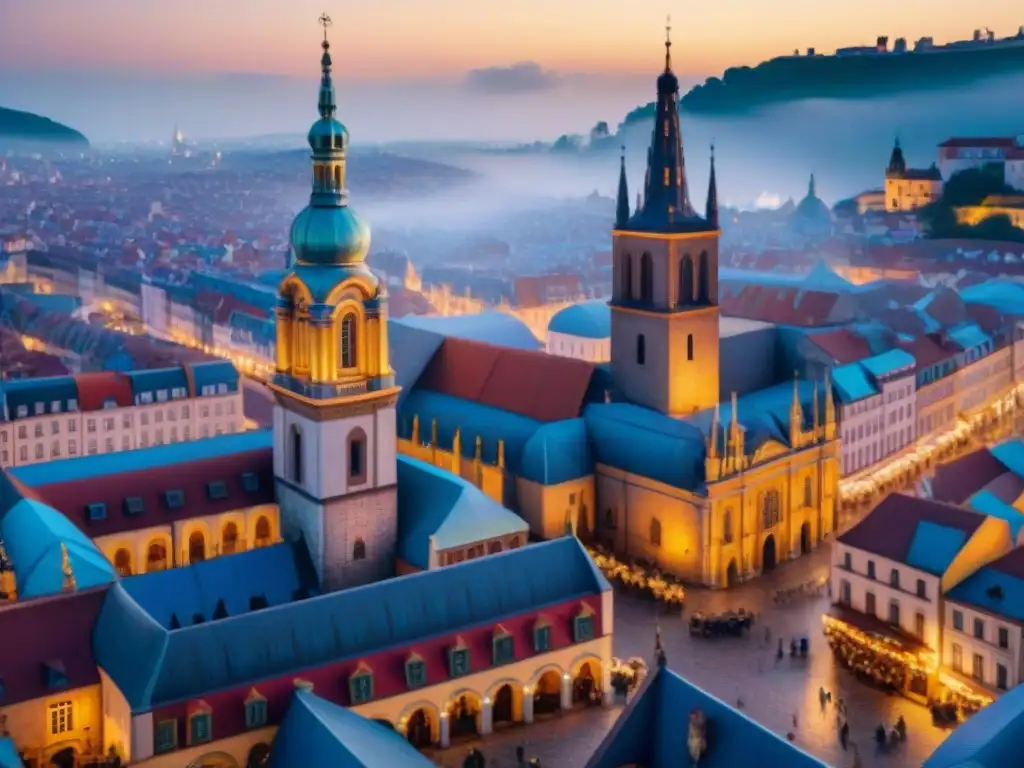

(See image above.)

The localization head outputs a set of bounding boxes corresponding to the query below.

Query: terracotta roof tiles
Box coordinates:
[807,329,872,364]
[72,371,134,411]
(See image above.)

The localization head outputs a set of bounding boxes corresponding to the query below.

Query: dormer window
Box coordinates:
[44,660,69,689]
[86,502,107,522]
[533,619,551,652]
[573,607,595,643]
[244,689,268,729]
[492,626,514,666]
[206,481,228,500]
[123,496,145,516]
[348,664,374,704]
[187,701,212,745]
[164,489,185,509]
[404,653,427,689]
[241,472,260,493]
[447,638,470,678]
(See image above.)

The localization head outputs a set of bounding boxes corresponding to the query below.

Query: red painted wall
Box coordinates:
[151,594,603,747]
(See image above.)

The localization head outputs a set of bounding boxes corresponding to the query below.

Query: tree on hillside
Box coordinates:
[939,164,1012,206]
[918,164,1017,239]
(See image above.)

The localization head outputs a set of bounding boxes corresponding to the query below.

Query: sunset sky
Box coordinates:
[2,0,1020,79]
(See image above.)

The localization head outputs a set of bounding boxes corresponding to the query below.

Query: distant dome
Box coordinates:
[549,301,611,339]
[290,204,370,267]
[308,117,348,153]
[789,174,832,237]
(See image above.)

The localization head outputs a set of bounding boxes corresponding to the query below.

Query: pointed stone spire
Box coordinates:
[634,17,701,231]
[824,368,837,440]
[317,12,337,121]
[635,191,643,215]
[705,143,719,229]
[789,372,803,446]
[615,145,631,229]
[808,173,817,199]
[61,543,76,591]
[887,137,906,176]
[707,402,721,459]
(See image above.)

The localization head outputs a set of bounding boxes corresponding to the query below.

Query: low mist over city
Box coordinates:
[4,3,1024,768]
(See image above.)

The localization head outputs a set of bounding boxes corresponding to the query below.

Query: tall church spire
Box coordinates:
[317,12,337,121]
[616,146,630,229]
[705,143,718,229]
[625,19,712,234]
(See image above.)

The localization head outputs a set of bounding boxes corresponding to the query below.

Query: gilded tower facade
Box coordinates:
[270,22,399,592]
[610,27,720,417]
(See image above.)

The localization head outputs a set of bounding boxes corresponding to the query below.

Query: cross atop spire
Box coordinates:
[665,15,673,72]
[317,13,336,120]
[318,12,332,42]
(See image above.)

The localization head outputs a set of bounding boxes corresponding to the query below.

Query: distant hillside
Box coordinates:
[0,106,88,145]
[621,40,1024,123]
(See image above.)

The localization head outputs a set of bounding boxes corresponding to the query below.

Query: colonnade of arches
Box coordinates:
[107,511,278,577]
[372,656,605,750]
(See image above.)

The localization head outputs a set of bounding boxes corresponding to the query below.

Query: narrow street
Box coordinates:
[430,542,952,767]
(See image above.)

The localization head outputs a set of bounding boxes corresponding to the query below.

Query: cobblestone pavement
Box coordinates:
[430,543,954,767]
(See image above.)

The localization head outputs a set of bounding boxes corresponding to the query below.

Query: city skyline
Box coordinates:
[1,0,1020,80]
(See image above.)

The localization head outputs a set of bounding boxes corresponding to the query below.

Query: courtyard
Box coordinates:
[432,543,954,767]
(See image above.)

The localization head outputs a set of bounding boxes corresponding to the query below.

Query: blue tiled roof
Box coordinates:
[0,496,116,599]
[398,390,540,478]
[585,403,706,490]
[93,536,609,711]
[961,280,1024,316]
[860,349,916,379]
[125,367,189,404]
[1,375,78,420]
[387,321,445,406]
[586,666,826,768]
[832,362,877,404]
[121,542,317,629]
[923,677,1024,768]
[189,360,240,395]
[520,418,593,485]
[0,738,24,768]
[965,491,1024,538]
[548,301,611,339]
[396,456,527,570]
[947,322,991,352]
[393,312,541,351]
[11,430,272,486]
[905,521,969,576]
[269,689,432,768]
[946,564,1024,623]
[990,440,1024,479]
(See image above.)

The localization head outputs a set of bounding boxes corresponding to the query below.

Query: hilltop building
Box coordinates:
[885,138,943,212]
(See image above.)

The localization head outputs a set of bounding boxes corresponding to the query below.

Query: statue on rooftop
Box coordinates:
[688,706,708,764]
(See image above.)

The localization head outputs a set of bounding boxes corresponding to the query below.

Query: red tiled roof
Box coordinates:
[0,588,107,706]
[838,493,986,566]
[807,329,872,364]
[32,449,274,537]
[719,284,845,327]
[931,449,1013,505]
[73,371,134,411]
[897,335,954,368]
[417,337,595,422]
[194,290,269,326]
[939,138,1015,148]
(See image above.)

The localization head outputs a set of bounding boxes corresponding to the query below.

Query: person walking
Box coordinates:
[840,721,849,750]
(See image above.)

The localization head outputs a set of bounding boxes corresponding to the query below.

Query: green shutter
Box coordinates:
[245,699,267,729]
[154,720,177,753]
[492,634,514,665]
[349,672,374,704]
[574,615,594,642]
[405,659,426,689]
[534,624,551,652]
[190,714,211,744]
[449,647,470,677]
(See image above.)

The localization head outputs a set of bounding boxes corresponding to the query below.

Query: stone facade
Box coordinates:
[322,485,398,590]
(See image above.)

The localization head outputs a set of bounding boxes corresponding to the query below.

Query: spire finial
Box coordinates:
[616,145,631,228]
[664,15,673,72]
[317,13,336,120]
[61,543,76,591]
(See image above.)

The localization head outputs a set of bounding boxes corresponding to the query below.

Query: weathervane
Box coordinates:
[664,15,673,70]
[318,12,333,43]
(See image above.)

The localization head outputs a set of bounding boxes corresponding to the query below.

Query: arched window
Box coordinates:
[722,508,733,544]
[222,522,239,555]
[340,312,357,369]
[639,252,654,303]
[622,254,633,300]
[314,165,324,188]
[348,427,367,485]
[255,516,272,547]
[291,424,303,484]
[509,536,522,549]
[649,518,662,547]
[679,255,694,305]
[188,531,206,564]
[761,491,781,528]
[353,538,366,561]
[686,333,694,361]
[147,541,167,572]
[803,476,812,508]
[636,334,646,365]
[113,548,132,577]
[698,251,710,303]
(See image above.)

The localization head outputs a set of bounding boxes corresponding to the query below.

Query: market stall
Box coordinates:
[823,606,937,704]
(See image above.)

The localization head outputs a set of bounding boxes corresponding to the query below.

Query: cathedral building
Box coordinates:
[394,28,841,588]
[884,138,943,212]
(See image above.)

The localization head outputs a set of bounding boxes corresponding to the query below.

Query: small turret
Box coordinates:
[887,138,907,177]
[824,368,837,441]
[61,543,76,592]
[788,371,803,448]
[615,146,631,229]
